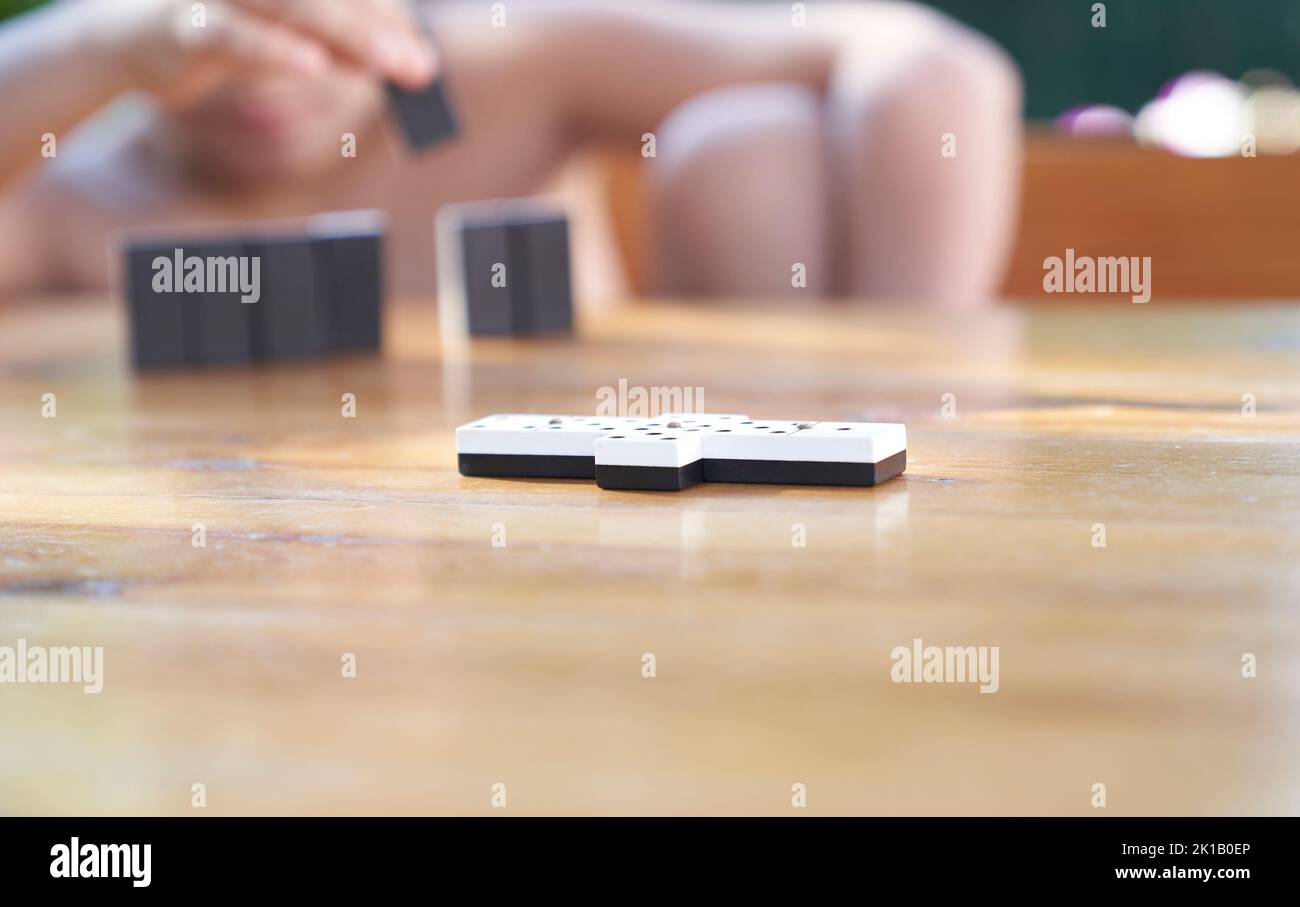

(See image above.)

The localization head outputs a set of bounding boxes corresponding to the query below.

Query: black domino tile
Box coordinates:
[452,213,573,337]
[125,242,187,369]
[181,241,255,366]
[458,453,594,479]
[313,232,384,353]
[595,460,704,492]
[504,225,535,334]
[252,237,325,359]
[517,216,573,334]
[701,449,907,487]
[386,78,458,152]
[459,223,516,336]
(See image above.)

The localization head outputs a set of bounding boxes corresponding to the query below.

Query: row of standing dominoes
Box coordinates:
[122,196,577,369]
[124,211,385,369]
[456,414,907,491]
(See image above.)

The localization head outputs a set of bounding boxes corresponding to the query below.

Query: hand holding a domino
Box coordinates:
[110,0,438,100]
[0,0,440,191]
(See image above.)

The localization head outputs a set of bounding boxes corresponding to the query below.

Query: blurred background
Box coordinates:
[7,0,1300,301]
[579,0,1300,300]
[928,0,1300,117]
[929,0,1300,300]
[633,0,1300,301]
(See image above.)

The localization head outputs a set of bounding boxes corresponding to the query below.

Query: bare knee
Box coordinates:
[827,10,1023,301]
[856,21,1022,144]
[827,2,1022,119]
[648,82,828,298]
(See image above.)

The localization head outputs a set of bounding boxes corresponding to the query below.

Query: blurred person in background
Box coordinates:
[0,0,1021,308]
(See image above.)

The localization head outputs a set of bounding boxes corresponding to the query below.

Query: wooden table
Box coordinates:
[1,296,1297,816]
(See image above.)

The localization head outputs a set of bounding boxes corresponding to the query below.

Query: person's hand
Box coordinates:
[100,0,437,101]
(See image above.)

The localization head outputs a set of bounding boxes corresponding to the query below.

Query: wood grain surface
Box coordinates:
[1,296,1297,816]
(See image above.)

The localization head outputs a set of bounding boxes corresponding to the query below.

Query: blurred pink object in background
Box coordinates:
[1055,104,1135,138]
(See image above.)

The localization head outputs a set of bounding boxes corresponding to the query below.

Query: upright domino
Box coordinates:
[447,217,513,335]
[308,211,387,353]
[125,240,188,369]
[181,239,256,366]
[252,236,325,359]
[514,214,573,334]
[701,420,907,486]
[595,431,703,492]
[436,199,574,339]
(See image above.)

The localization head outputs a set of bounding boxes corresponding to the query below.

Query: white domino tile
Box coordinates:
[794,421,907,462]
[455,414,560,455]
[456,414,747,457]
[700,420,906,464]
[595,430,702,469]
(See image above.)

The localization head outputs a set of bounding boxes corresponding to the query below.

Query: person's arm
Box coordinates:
[0,0,438,191]
[464,0,839,146]
[0,2,135,190]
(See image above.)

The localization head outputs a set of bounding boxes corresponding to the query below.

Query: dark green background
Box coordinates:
[0,0,44,21]
[924,0,1300,117]
[4,0,1298,118]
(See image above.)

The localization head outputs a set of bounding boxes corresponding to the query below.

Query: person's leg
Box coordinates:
[643,4,1021,305]
[825,11,1023,305]
[648,83,828,298]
